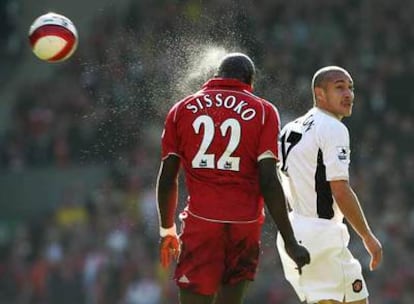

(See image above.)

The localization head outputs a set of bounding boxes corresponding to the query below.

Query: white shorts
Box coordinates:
[276,212,368,303]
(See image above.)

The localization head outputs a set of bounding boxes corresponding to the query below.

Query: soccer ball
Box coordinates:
[28,12,78,63]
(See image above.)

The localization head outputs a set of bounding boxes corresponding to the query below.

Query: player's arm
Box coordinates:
[258,157,310,272]
[330,180,382,270]
[156,154,181,268]
[157,154,180,228]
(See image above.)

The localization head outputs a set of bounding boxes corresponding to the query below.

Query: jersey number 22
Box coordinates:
[192,115,240,171]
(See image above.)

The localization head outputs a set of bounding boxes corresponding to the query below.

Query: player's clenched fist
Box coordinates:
[160,235,180,268]
[159,224,180,268]
[285,242,311,275]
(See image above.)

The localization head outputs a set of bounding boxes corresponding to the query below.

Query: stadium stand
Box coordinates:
[0,1,413,303]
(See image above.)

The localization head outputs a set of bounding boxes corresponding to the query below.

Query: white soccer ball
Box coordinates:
[28,12,78,63]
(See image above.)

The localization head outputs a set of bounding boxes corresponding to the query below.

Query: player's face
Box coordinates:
[317,71,354,120]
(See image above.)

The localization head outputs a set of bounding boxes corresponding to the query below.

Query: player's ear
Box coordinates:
[314,87,324,103]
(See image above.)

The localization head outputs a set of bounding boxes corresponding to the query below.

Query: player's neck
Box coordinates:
[315,106,343,121]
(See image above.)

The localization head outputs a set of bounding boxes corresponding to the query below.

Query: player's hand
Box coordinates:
[160,235,180,269]
[285,242,311,275]
[362,233,382,271]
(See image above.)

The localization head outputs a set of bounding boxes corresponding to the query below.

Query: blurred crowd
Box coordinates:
[0,0,413,303]
[0,0,21,86]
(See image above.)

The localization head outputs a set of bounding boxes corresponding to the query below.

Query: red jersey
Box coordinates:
[161,78,280,222]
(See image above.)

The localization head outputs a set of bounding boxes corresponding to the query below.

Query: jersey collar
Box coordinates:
[202,78,253,92]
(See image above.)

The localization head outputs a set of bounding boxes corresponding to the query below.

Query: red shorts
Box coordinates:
[174,210,262,295]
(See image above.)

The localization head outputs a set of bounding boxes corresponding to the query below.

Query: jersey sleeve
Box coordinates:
[319,121,350,181]
[257,102,280,161]
[161,104,180,160]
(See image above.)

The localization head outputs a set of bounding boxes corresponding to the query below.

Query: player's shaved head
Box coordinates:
[217,52,255,85]
[312,66,352,90]
[312,66,353,104]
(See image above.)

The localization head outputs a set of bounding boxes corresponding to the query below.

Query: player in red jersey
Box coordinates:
[156,53,310,304]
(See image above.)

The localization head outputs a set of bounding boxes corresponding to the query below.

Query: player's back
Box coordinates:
[162,78,279,222]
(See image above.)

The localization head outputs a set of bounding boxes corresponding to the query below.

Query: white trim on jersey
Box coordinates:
[161,152,181,161]
[260,101,266,125]
[257,150,277,161]
[268,102,281,131]
[184,207,262,224]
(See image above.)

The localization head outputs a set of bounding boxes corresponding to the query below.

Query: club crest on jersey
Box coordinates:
[352,279,363,293]
[336,146,349,162]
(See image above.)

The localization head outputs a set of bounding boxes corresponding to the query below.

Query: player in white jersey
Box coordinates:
[276,66,382,304]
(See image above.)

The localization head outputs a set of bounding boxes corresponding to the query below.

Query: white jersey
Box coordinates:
[278,107,351,223]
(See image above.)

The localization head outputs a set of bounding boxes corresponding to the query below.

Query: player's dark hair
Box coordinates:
[217,53,255,85]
